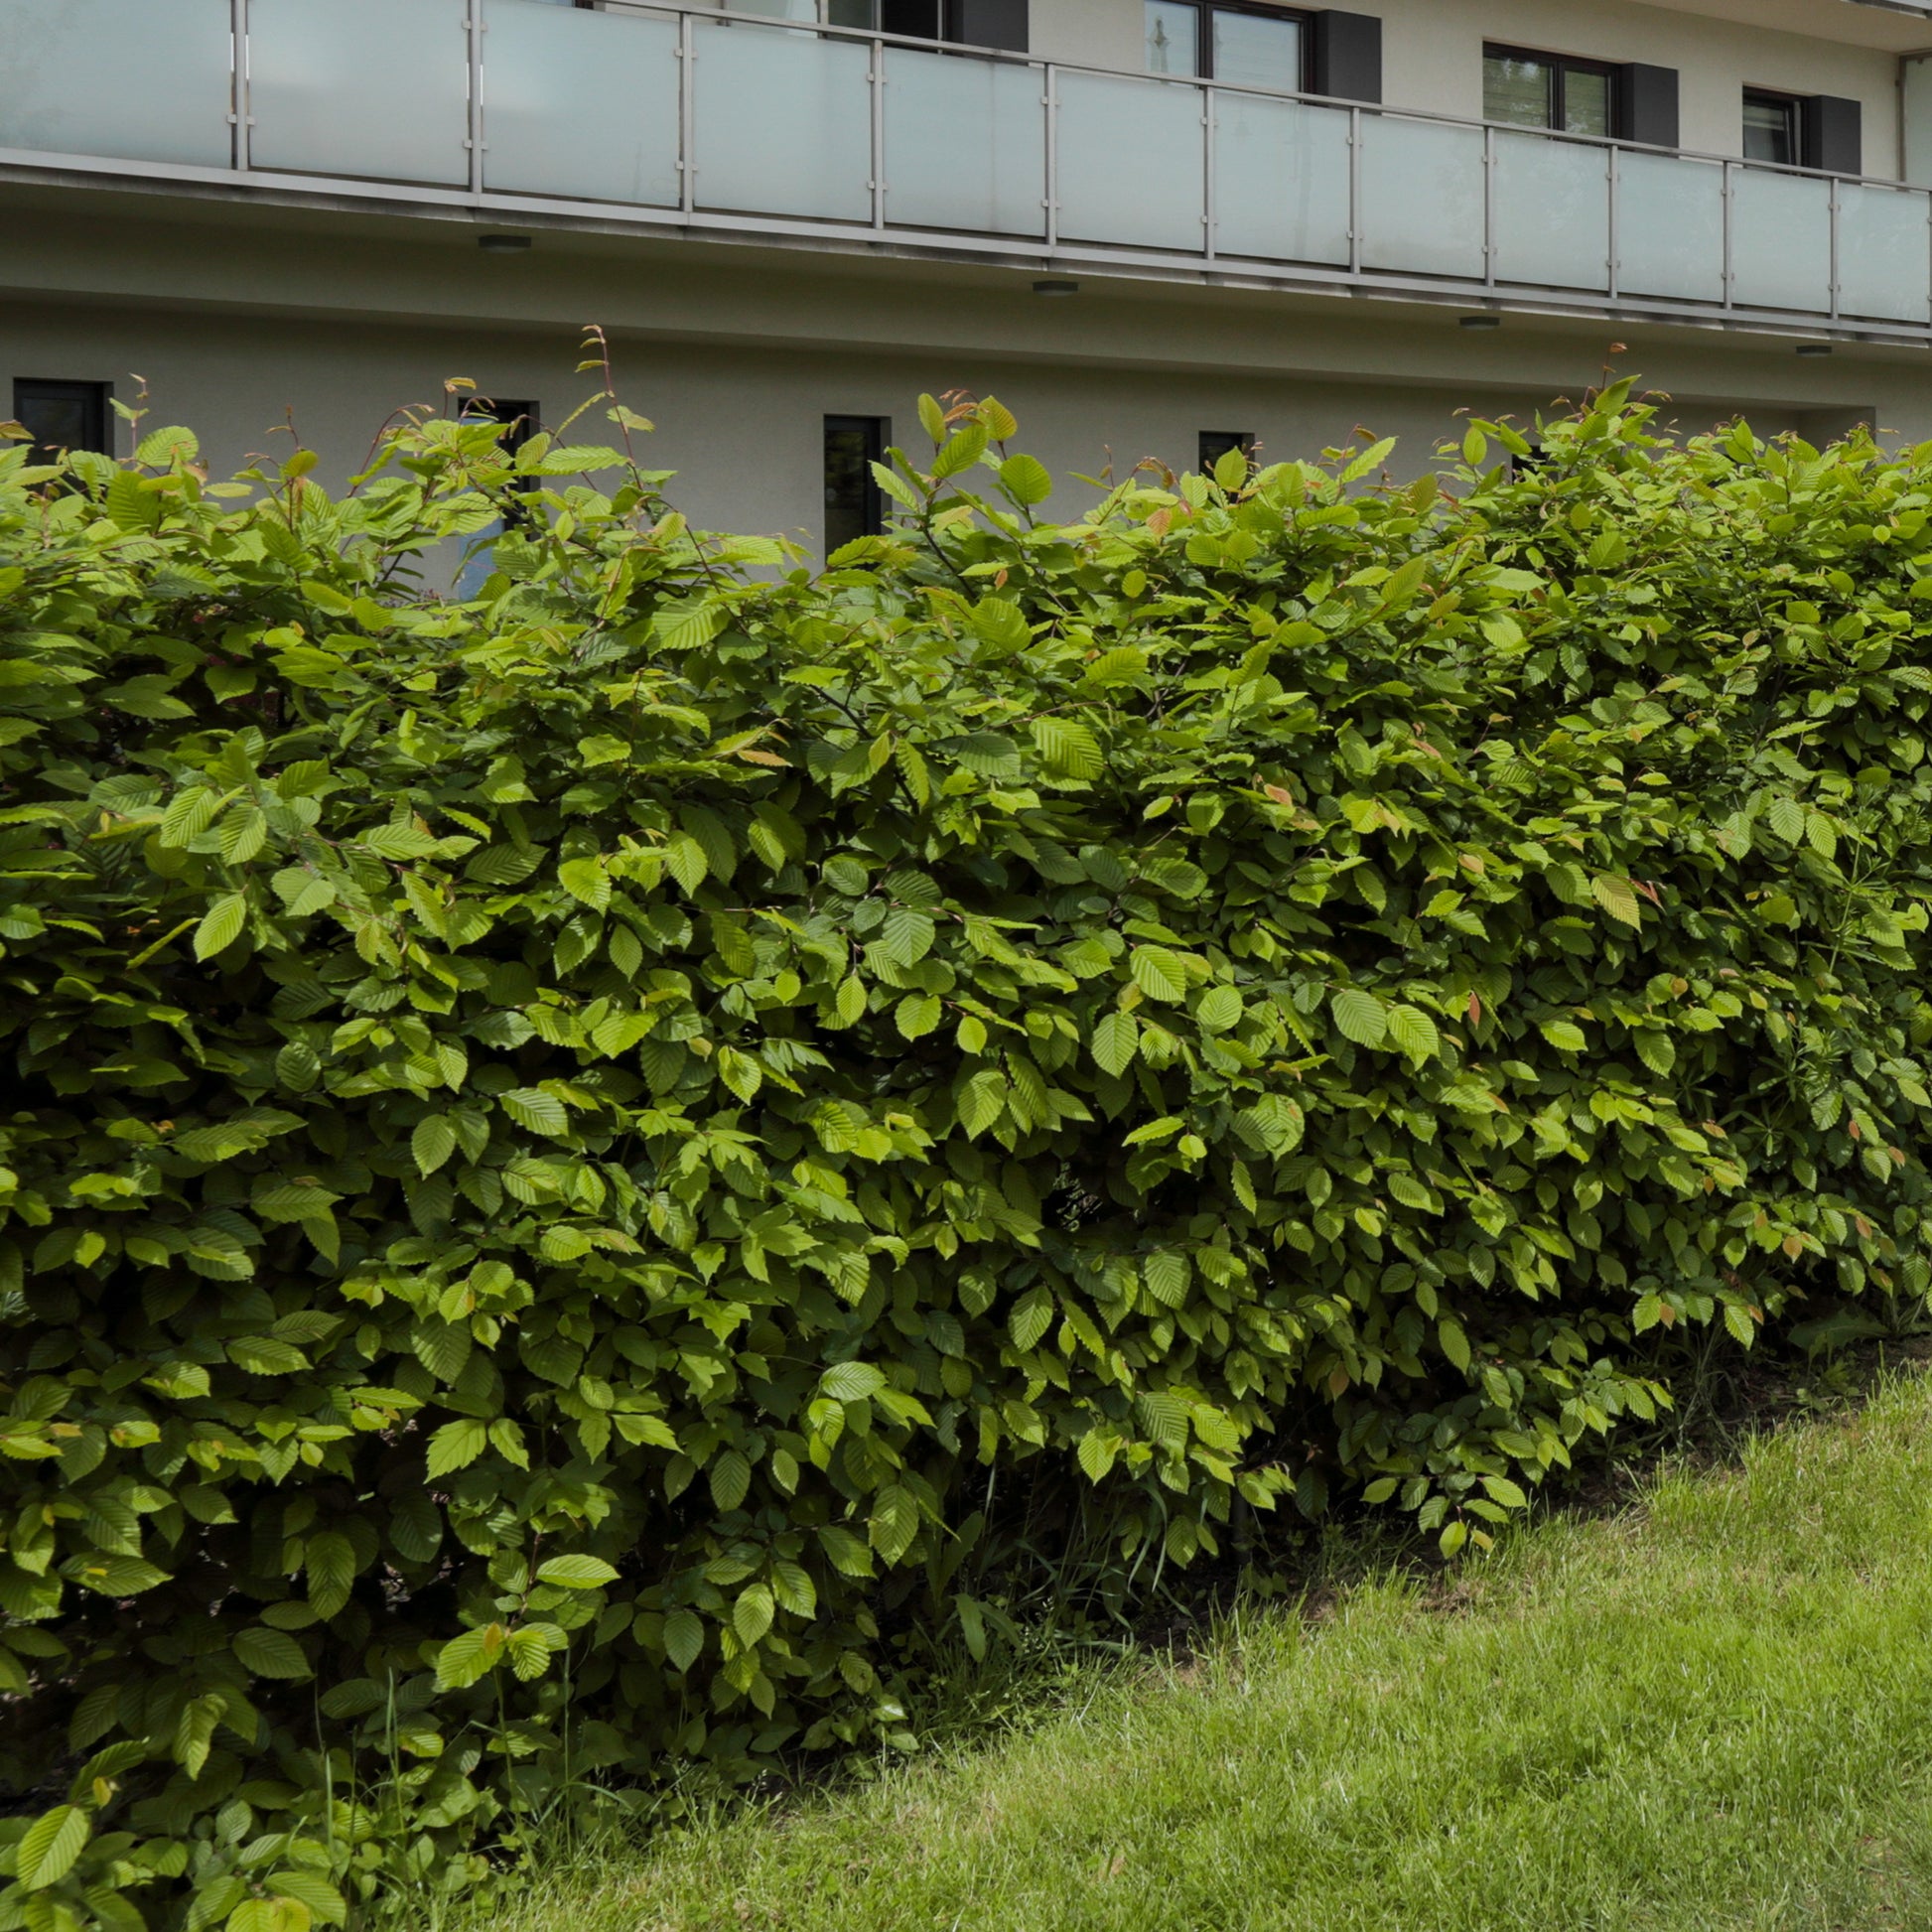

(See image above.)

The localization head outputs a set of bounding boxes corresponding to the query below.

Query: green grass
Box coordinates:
[466,1372,1932,1932]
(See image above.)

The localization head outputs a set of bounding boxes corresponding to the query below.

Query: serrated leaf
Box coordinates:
[535,1555,620,1589]
[425,1418,486,1478]
[1031,716,1103,780]
[709,1449,752,1512]
[1131,947,1186,1002]
[1592,874,1642,928]
[821,1361,887,1401]
[193,893,248,961]
[1330,987,1387,1048]
[499,1087,569,1137]
[17,1804,89,1891]
[663,1608,704,1672]
[1541,1020,1587,1052]
[896,992,941,1039]
[999,453,1051,505]
[232,1626,312,1680]
[411,1114,457,1176]
[1386,1004,1439,1059]
[1091,1010,1139,1075]
[734,1583,774,1647]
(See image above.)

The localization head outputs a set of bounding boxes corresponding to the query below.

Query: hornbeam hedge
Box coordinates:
[3,380,1931,1931]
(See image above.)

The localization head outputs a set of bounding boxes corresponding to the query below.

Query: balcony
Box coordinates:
[1,0,1928,342]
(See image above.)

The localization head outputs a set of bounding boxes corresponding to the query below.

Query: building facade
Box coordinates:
[4,0,1932,554]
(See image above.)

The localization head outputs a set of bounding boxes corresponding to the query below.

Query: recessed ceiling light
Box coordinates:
[1033,278,1079,297]
[1459,314,1502,331]
[479,233,533,253]
[1795,342,1834,357]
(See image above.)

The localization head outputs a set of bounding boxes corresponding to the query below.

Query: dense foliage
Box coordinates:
[3,377,1931,1932]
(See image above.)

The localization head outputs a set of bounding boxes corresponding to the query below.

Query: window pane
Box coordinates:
[14,381,108,462]
[1743,94,1794,166]
[1145,0,1196,76]
[825,416,886,555]
[1211,11,1301,92]
[1484,53,1553,129]
[1563,69,1610,138]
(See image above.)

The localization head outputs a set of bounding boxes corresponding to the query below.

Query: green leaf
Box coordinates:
[734,1583,774,1647]
[1091,1011,1140,1075]
[1386,1004,1439,1059]
[896,992,942,1039]
[708,1449,752,1512]
[232,1626,312,1680]
[1592,874,1642,928]
[499,1087,569,1137]
[821,1361,887,1401]
[1131,947,1186,1002]
[193,893,247,961]
[1541,1020,1587,1053]
[411,1114,457,1176]
[1031,716,1103,781]
[999,453,1052,505]
[1438,1317,1472,1374]
[1330,987,1387,1048]
[663,1608,704,1672]
[1195,985,1244,1035]
[535,1555,621,1589]
[16,1804,89,1891]
[425,1419,487,1478]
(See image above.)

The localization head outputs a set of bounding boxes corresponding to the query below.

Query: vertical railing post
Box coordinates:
[1201,84,1214,263]
[679,8,696,217]
[1043,65,1059,251]
[230,0,251,174]
[1829,173,1842,323]
[467,0,485,198]
[1481,120,1496,287]
[1347,104,1361,275]
[1723,159,1735,309]
[1606,142,1619,299]
[870,34,886,233]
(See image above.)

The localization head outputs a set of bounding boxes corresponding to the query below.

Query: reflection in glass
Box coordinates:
[1484,54,1551,128]
[1564,68,1609,137]
[1212,11,1301,92]
[1145,0,1196,75]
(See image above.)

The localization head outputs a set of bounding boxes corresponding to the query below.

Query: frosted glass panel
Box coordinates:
[1837,183,1930,324]
[886,50,1042,237]
[1731,166,1831,312]
[1057,70,1203,251]
[1211,91,1348,265]
[250,0,469,186]
[1359,115,1483,279]
[691,19,871,221]
[0,0,232,168]
[1616,150,1723,302]
[483,1,680,206]
[1492,129,1607,290]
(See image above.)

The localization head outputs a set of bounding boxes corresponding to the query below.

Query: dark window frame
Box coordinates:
[1148,0,1313,89]
[824,414,889,556]
[1742,86,1803,167]
[12,377,112,465]
[1482,42,1621,138]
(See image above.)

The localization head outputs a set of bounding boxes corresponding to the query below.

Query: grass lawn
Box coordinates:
[465,1370,1932,1932]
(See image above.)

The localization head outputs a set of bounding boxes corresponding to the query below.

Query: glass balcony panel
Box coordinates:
[1837,183,1930,325]
[1358,114,1484,280]
[1616,150,1723,302]
[483,1,680,207]
[1210,91,1348,265]
[691,18,872,223]
[1491,128,1607,291]
[1731,166,1832,313]
[1056,70,1204,252]
[0,0,231,169]
[250,0,469,186]
[885,48,1043,238]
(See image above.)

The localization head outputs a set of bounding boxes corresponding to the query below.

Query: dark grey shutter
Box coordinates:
[946,0,1026,50]
[1310,11,1381,103]
[1617,64,1679,149]
[1802,94,1862,175]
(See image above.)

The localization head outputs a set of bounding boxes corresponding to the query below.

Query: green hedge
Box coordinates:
[3,383,1930,1931]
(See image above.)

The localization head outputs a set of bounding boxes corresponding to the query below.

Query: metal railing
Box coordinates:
[0,0,1927,336]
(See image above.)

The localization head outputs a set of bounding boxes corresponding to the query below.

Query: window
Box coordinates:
[824,415,888,555]
[1743,90,1801,167]
[1483,46,1615,139]
[12,378,111,465]
[1199,429,1257,472]
[1145,1,1305,91]
[452,396,540,598]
